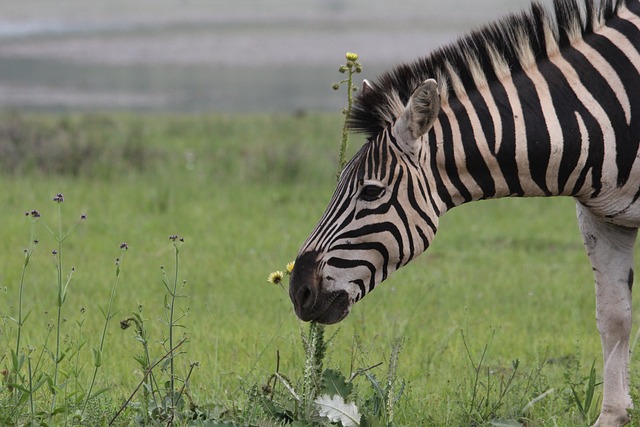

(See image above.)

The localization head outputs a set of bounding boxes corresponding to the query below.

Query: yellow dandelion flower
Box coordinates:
[268,271,284,286]
[286,261,295,275]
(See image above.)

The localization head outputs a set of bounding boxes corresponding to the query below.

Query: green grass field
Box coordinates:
[1,112,639,426]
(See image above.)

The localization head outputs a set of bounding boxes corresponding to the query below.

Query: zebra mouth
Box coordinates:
[313,291,351,325]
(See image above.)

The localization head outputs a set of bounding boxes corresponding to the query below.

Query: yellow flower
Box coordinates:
[346,52,358,61]
[286,261,295,275]
[268,271,284,286]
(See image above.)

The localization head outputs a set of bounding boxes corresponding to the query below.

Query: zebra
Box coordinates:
[288,0,640,425]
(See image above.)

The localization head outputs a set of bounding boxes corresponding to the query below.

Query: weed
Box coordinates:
[81,243,129,419]
[114,235,201,425]
[263,259,407,427]
[455,330,559,426]
[0,194,127,425]
[562,350,601,425]
[568,359,599,424]
[9,209,39,424]
[332,52,362,172]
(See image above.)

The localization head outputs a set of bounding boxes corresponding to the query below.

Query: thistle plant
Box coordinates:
[333,52,362,172]
[162,234,188,420]
[301,320,327,417]
[264,263,332,421]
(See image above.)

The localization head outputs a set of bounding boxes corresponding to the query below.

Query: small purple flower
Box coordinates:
[53,193,64,203]
[80,214,87,220]
[52,250,58,255]
[120,242,129,250]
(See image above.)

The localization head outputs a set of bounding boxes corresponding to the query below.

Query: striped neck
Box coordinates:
[427,3,640,212]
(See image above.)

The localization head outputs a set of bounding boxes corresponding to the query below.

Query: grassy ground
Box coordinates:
[0,112,639,425]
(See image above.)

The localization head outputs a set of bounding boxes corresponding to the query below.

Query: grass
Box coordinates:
[0,111,638,425]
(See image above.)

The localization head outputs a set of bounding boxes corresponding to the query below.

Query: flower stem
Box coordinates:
[14,216,38,423]
[50,202,64,420]
[335,52,362,176]
[81,247,127,417]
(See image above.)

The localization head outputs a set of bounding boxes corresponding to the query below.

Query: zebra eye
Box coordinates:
[359,184,385,202]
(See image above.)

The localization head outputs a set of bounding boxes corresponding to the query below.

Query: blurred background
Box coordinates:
[0,0,546,114]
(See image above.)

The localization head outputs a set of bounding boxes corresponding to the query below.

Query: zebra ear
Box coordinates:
[397,79,440,141]
[362,79,372,96]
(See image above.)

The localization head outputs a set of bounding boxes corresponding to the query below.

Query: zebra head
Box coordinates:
[290,79,441,324]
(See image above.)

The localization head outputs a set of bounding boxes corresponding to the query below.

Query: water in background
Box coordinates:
[0,0,545,113]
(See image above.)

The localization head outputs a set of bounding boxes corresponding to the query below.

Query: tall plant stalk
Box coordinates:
[44,194,84,420]
[333,52,362,172]
[162,235,186,419]
[12,210,40,424]
[49,197,65,418]
[81,243,129,417]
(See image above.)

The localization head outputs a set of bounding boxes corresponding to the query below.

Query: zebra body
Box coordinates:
[289,0,640,425]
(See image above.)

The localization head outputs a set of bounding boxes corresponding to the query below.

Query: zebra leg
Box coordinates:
[576,203,636,427]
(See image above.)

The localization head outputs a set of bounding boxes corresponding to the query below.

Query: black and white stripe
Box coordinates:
[290,0,640,316]
[290,2,640,423]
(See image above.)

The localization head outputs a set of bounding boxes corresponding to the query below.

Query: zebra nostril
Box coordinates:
[296,284,315,310]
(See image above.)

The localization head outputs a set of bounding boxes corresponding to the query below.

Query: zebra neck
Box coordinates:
[428,4,640,212]
[429,90,564,211]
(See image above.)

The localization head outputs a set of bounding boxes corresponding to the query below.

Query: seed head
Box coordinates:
[53,193,64,203]
[120,242,129,250]
[120,318,132,330]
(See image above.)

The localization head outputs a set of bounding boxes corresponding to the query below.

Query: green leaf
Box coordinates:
[315,394,361,427]
[133,354,147,368]
[92,347,102,367]
[322,368,353,398]
[363,372,385,400]
[88,387,110,400]
[22,308,33,323]
[51,403,68,415]
[11,349,24,370]
[9,383,30,393]
[259,397,294,422]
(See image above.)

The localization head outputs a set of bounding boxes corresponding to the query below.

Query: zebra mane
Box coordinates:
[348,0,626,138]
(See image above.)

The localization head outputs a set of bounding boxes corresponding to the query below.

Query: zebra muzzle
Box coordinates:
[289,251,351,324]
